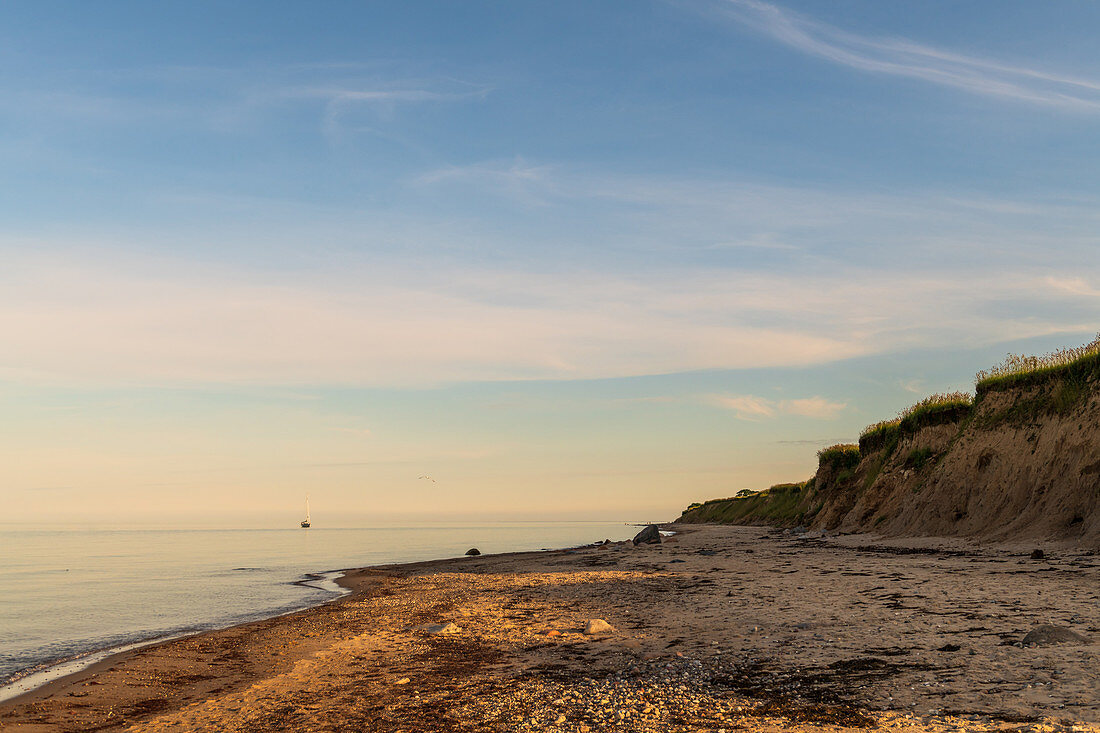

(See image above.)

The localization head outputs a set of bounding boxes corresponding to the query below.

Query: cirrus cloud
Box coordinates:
[708,394,846,420]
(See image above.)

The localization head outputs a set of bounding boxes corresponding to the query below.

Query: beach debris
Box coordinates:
[465,547,481,556]
[632,524,662,545]
[1020,625,1089,646]
[584,619,615,634]
[394,677,411,685]
[1030,548,1045,560]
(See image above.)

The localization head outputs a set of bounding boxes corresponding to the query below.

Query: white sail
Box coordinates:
[305,495,311,523]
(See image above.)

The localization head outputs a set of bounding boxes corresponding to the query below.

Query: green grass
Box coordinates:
[904,447,934,471]
[898,392,972,432]
[976,334,1100,395]
[817,443,860,471]
[858,392,971,456]
[858,419,901,455]
[679,480,814,526]
[970,336,1100,427]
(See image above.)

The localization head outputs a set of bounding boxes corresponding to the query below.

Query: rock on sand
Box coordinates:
[584,619,615,634]
[632,525,661,545]
[1021,624,1089,646]
[422,622,462,635]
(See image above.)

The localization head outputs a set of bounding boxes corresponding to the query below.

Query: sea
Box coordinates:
[0,521,635,700]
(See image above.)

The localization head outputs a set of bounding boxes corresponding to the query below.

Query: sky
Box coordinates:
[2,1,1098,527]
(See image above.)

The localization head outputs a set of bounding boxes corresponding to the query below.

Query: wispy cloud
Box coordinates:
[0,64,491,138]
[709,394,777,419]
[416,157,556,204]
[898,379,925,395]
[775,438,848,446]
[283,87,489,105]
[782,396,847,419]
[1,236,1096,388]
[709,394,846,420]
[715,0,1100,111]
[1044,276,1100,298]
[415,159,1100,274]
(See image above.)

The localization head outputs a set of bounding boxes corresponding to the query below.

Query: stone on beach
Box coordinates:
[465,547,481,556]
[583,619,614,634]
[422,622,462,635]
[632,524,661,545]
[1020,624,1089,646]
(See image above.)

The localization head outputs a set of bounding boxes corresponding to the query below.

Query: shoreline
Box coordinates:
[0,535,621,710]
[0,569,351,706]
[2,524,1097,732]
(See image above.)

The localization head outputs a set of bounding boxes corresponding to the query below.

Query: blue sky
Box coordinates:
[2,1,1098,525]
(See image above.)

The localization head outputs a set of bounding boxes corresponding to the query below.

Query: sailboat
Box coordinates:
[300,495,311,528]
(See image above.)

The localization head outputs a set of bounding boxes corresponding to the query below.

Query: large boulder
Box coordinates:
[465,548,481,556]
[632,524,662,545]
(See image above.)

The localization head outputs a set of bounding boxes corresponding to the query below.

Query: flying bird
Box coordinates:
[418,475,436,483]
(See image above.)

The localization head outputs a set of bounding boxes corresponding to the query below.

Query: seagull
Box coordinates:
[418,475,436,483]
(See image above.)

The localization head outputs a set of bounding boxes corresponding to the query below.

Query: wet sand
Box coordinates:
[1,524,1097,732]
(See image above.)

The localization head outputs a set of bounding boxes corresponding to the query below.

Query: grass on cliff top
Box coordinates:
[680,480,813,525]
[817,443,860,470]
[975,333,1100,395]
[857,392,972,455]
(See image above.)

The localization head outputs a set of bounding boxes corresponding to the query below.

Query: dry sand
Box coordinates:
[1,524,1098,732]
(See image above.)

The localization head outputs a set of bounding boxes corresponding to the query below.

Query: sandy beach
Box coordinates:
[2,525,1097,732]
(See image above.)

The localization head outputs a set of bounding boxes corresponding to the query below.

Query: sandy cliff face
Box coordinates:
[813,377,1100,545]
[681,376,1100,547]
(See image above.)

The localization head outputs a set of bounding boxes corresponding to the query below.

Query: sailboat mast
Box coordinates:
[305,495,311,522]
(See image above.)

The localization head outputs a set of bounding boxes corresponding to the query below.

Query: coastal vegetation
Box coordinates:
[816,443,859,470]
[680,480,814,526]
[903,447,934,471]
[857,392,972,455]
[975,333,1100,395]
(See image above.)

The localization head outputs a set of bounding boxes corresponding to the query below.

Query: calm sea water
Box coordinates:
[0,522,633,695]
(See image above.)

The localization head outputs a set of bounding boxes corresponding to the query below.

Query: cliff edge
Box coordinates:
[679,336,1100,547]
